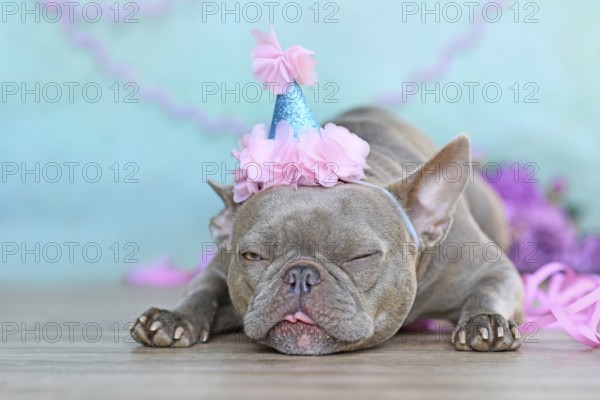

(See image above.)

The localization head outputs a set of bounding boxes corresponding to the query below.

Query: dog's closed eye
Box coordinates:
[344,251,381,265]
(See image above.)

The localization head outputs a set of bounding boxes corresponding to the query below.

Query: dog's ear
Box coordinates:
[388,134,471,248]
[208,180,236,243]
[208,179,235,208]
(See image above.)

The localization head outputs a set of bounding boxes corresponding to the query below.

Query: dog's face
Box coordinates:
[212,135,470,355]
[228,183,419,354]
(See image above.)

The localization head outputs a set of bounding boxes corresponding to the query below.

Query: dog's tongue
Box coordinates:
[283,311,315,325]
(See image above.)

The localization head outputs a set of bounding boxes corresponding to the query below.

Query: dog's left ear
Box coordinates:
[207,180,236,244]
[388,134,471,248]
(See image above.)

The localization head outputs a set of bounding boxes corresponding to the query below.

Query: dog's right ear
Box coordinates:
[208,179,235,208]
[207,180,236,243]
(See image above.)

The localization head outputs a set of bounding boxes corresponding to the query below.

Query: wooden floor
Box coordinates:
[1,285,598,400]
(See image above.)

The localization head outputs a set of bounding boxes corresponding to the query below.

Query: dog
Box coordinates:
[130,107,524,354]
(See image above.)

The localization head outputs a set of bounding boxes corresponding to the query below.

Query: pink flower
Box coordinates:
[263,122,304,189]
[231,124,273,202]
[231,122,370,202]
[251,26,317,94]
[300,123,370,186]
[284,45,317,87]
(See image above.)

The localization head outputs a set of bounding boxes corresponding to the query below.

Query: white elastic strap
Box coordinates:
[352,181,420,248]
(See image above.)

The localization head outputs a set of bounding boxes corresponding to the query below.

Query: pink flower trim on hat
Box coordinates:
[251,26,317,94]
[231,122,370,203]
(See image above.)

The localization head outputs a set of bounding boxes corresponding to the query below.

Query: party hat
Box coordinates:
[269,81,320,138]
[230,26,370,203]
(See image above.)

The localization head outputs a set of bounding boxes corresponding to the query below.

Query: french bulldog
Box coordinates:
[130,107,524,354]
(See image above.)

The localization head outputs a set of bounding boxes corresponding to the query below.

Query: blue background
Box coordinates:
[1,0,599,284]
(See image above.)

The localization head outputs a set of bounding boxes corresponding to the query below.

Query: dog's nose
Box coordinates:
[283,265,322,295]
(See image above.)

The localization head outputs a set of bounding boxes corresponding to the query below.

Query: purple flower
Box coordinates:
[564,236,600,274]
[481,164,578,273]
[482,163,546,206]
[578,236,600,274]
[506,203,577,273]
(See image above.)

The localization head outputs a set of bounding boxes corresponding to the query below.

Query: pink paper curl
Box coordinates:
[522,262,600,348]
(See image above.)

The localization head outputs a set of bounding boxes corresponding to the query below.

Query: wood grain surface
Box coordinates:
[1,285,598,400]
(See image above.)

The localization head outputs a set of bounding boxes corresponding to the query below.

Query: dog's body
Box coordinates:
[131,107,524,354]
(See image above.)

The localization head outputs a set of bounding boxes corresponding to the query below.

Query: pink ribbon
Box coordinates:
[522,262,600,348]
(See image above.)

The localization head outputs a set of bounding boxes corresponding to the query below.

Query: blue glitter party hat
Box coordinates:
[230,26,371,203]
[268,81,320,139]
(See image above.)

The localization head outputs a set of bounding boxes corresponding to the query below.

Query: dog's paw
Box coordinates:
[129,307,207,348]
[451,313,521,352]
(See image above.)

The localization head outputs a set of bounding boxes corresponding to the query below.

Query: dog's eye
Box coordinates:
[346,252,380,263]
[242,252,263,261]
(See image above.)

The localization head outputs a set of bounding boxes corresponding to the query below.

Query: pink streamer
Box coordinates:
[124,256,194,287]
[124,254,212,288]
[522,262,600,348]
[379,0,510,107]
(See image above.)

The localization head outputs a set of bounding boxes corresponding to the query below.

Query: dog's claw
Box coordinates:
[510,326,520,340]
[138,315,147,324]
[133,322,150,344]
[174,326,185,340]
[458,330,467,345]
[150,321,161,332]
[480,327,489,340]
[201,328,210,343]
[497,326,504,338]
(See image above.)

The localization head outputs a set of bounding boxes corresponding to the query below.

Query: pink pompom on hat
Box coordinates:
[231,26,370,203]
